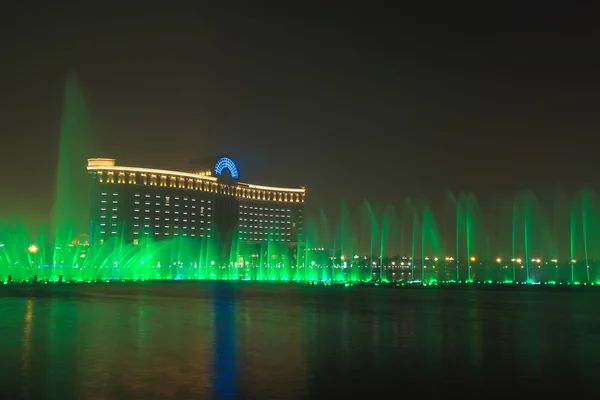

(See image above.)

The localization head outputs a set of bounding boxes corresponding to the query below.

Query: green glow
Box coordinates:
[582,192,591,282]
[421,206,441,283]
[5,76,600,288]
[6,226,600,285]
[455,194,460,282]
[465,194,472,281]
[512,200,517,283]
[411,212,417,281]
[54,73,97,245]
[524,194,530,282]
[361,201,377,281]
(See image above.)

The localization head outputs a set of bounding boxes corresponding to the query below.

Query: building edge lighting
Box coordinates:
[87,158,306,194]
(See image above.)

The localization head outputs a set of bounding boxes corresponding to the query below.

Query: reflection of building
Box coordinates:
[86,157,305,257]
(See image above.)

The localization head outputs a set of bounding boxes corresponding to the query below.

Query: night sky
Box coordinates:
[2,3,599,232]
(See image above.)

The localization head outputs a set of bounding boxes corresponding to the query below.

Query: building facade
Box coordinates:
[87,157,305,257]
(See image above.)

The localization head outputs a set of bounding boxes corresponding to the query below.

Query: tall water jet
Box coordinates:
[380,205,396,282]
[303,214,321,281]
[511,191,557,282]
[454,194,461,281]
[453,192,486,282]
[399,198,414,257]
[337,200,355,281]
[523,194,530,282]
[467,192,484,281]
[511,200,518,282]
[456,192,473,281]
[52,74,97,253]
[580,189,596,282]
[465,195,472,281]
[538,189,560,262]
[421,205,441,282]
[443,191,456,258]
[360,200,377,281]
[411,212,419,281]
[582,202,589,282]
[227,227,241,280]
[319,209,332,280]
[570,205,576,283]
[397,198,415,280]
[551,188,570,263]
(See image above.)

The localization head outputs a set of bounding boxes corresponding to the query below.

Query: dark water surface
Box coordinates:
[1,282,599,399]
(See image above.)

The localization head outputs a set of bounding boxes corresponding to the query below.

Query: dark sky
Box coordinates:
[1,3,599,231]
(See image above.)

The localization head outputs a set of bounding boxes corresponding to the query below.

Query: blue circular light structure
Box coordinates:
[214,157,239,179]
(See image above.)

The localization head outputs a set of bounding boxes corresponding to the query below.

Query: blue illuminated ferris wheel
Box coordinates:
[213,157,239,179]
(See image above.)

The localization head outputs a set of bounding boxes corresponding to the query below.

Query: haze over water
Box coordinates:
[1,282,599,399]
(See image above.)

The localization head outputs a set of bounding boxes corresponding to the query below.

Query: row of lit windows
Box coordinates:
[100,226,211,232]
[238,222,301,228]
[241,205,294,211]
[135,199,208,205]
[240,214,298,221]
[135,193,204,201]
[101,215,211,222]
[99,231,210,238]
[240,231,292,235]
[134,208,207,216]
[240,225,291,229]
[99,215,210,228]
[239,237,293,242]
[133,217,210,224]
[133,222,207,227]
[240,218,292,223]
[137,200,199,206]
[101,191,211,202]
[240,212,292,217]
[132,225,209,231]
[134,216,200,222]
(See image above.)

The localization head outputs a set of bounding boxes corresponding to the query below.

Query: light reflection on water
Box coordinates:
[0,283,600,399]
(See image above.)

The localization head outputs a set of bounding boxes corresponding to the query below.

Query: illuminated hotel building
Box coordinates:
[86,157,305,251]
